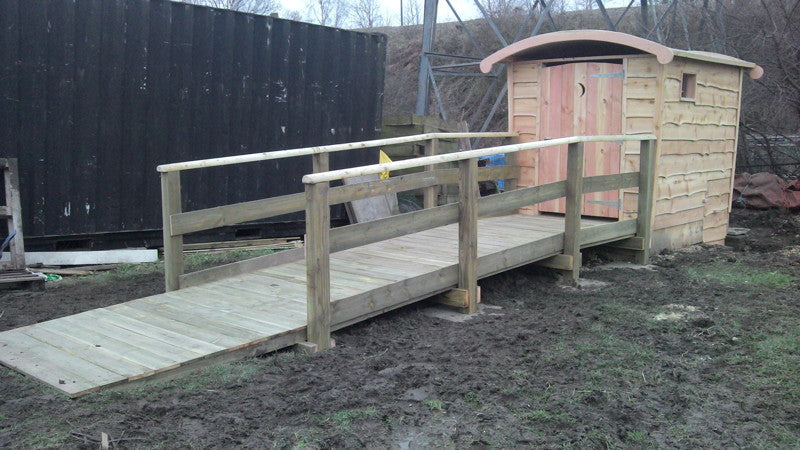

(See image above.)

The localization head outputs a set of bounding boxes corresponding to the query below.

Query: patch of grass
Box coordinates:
[686,263,796,287]
[93,359,267,402]
[291,429,322,449]
[624,429,651,446]
[751,324,800,398]
[19,429,71,449]
[464,391,480,403]
[511,369,528,381]
[517,409,575,423]
[424,399,445,412]
[175,359,265,392]
[760,423,800,447]
[321,407,378,430]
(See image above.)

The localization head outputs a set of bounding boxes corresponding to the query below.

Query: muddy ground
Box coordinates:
[0,209,798,448]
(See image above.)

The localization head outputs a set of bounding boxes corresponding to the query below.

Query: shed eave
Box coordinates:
[480,30,764,80]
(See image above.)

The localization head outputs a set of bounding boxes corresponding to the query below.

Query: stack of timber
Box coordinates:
[181,238,303,255]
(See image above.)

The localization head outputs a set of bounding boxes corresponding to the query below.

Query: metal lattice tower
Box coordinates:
[415,0,729,134]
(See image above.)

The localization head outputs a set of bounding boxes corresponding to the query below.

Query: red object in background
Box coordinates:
[733,173,800,210]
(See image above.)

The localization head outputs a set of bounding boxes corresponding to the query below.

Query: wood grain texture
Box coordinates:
[304,181,332,350]
[458,159,479,314]
[161,171,183,292]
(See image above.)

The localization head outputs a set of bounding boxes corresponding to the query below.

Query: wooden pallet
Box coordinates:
[0,214,631,397]
[0,269,45,290]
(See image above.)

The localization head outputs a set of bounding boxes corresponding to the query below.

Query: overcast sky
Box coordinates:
[276,0,632,27]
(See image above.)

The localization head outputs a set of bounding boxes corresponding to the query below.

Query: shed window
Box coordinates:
[681,73,697,100]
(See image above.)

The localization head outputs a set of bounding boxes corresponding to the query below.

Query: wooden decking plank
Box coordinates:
[18,326,152,377]
[83,309,228,354]
[200,283,307,318]
[331,259,411,283]
[116,299,267,341]
[370,243,458,265]
[239,273,311,302]
[378,234,460,254]
[0,330,125,395]
[34,317,182,371]
[56,313,199,362]
[168,286,305,326]
[169,287,305,331]
[263,265,366,297]
[335,249,446,273]
[107,303,253,348]
[156,292,299,336]
[227,277,308,302]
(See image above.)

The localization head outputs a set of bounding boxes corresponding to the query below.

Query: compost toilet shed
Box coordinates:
[481,30,763,250]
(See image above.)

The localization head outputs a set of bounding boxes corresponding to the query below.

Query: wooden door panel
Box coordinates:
[538,62,623,218]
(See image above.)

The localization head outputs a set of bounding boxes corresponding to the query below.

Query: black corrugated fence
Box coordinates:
[0,0,386,247]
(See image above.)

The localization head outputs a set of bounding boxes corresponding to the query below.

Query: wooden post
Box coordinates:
[304,180,332,351]
[563,142,585,283]
[161,171,184,291]
[2,159,26,270]
[423,138,439,208]
[635,139,656,265]
[458,158,479,314]
[312,152,329,173]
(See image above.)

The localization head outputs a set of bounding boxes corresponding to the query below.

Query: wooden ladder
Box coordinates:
[0,158,42,289]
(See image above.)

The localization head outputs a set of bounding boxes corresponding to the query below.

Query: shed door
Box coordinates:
[538,62,623,218]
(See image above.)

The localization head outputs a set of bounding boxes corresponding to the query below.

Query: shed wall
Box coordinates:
[620,56,661,221]
[508,61,542,215]
[651,58,741,250]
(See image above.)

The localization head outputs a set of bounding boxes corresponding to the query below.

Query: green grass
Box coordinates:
[750,324,800,399]
[517,409,574,423]
[424,399,445,412]
[321,407,379,430]
[92,359,268,403]
[624,429,651,446]
[686,263,796,287]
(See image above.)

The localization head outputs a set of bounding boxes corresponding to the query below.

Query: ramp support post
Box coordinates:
[635,139,656,265]
[161,171,184,292]
[423,138,439,209]
[458,157,479,314]
[563,142,585,283]
[304,177,333,352]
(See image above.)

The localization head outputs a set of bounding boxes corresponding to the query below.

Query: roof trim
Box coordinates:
[480,30,763,79]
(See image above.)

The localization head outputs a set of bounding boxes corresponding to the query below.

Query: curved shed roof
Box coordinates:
[480,30,763,79]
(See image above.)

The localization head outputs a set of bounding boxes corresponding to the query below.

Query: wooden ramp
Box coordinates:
[0,214,631,397]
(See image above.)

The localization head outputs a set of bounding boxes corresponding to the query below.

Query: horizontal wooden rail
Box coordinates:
[582,172,639,194]
[302,134,657,184]
[478,180,567,217]
[156,132,517,173]
[169,165,519,236]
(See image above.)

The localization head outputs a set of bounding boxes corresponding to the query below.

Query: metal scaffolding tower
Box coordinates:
[415,0,728,133]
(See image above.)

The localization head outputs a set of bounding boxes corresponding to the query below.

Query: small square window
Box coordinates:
[681,73,697,100]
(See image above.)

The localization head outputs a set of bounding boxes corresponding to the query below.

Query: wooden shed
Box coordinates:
[481,30,763,251]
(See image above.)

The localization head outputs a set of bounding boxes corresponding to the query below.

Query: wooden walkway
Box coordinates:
[0,214,630,397]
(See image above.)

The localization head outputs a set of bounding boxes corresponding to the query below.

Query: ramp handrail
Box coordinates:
[301,134,657,350]
[159,131,518,291]
[156,132,516,173]
[302,134,655,184]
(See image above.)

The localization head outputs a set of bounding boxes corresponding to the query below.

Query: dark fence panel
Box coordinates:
[0,0,386,243]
